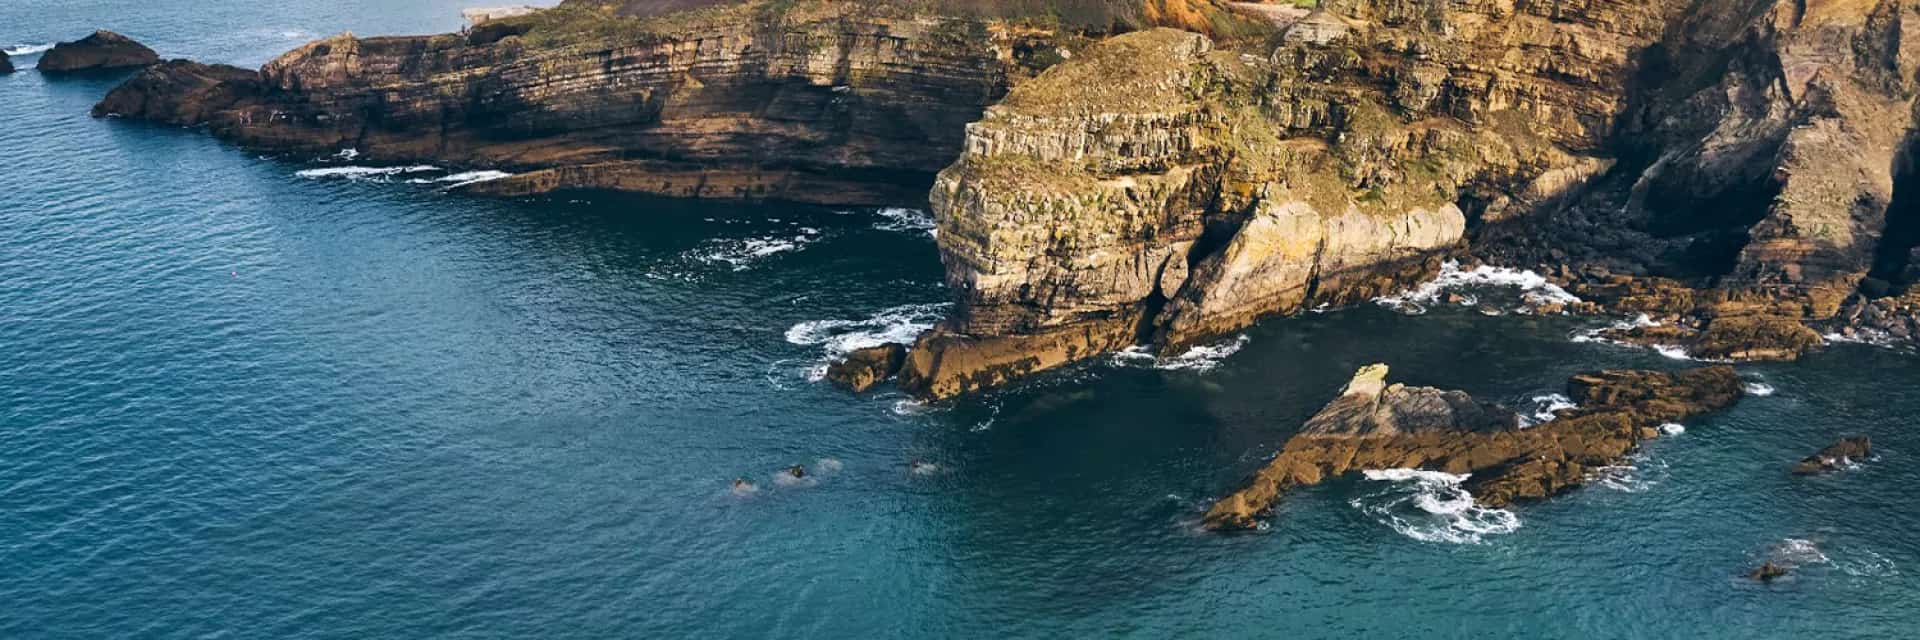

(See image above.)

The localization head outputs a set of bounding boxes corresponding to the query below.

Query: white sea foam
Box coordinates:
[730,481,759,497]
[873,207,937,238]
[1744,382,1777,397]
[1592,451,1667,493]
[771,469,817,487]
[815,458,845,474]
[910,461,942,476]
[1352,469,1520,544]
[1375,260,1580,315]
[428,170,514,188]
[296,165,442,180]
[1522,393,1577,426]
[4,43,53,56]
[1111,335,1250,372]
[694,227,824,271]
[786,303,949,370]
[1660,423,1686,435]
[331,148,361,161]
[1654,344,1695,361]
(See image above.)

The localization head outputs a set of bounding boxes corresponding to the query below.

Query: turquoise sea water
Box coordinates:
[3,3,1918,637]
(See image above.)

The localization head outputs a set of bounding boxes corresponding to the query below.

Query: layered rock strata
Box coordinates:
[39,31,159,73]
[1202,364,1744,531]
[906,3,1682,397]
[93,1,1095,205]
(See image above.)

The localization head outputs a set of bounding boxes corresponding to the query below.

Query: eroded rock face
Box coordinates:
[1202,364,1743,531]
[1792,436,1872,475]
[39,31,159,73]
[824,344,907,393]
[907,5,1681,397]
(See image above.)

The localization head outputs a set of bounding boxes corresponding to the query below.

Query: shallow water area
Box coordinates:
[3,2,1920,638]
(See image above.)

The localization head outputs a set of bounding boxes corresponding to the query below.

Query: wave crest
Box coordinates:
[1351,469,1520,544]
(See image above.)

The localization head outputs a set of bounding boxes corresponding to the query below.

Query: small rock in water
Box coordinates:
[1791,436,1871,475]
[38,30,159,73]
[825,343,907,393]
[1748,561,1789,582]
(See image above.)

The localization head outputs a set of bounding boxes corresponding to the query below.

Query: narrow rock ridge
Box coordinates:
[1202,364,1744,531]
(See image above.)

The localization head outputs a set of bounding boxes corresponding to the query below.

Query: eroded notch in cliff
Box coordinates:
[1870,134,1920,294]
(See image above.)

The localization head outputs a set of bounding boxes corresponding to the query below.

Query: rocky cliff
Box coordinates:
[901,0,1684,398]
[94,0,1266,206]
[94,1,1103,204]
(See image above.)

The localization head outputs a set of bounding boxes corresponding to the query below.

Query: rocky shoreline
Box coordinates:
[80,0,1920,397]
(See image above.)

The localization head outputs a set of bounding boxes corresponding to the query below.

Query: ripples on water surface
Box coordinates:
[3,2,1918,637]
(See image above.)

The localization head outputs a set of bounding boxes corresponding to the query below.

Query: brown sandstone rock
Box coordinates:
[1791,436,1872,475]
[1202,364,1743,531]
[39,31,159,73]
[824,344,907,393]
[1749,561,1789,582]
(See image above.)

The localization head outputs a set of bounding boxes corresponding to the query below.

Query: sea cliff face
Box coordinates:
[95,1,1092,205]
[902,0,1683,398]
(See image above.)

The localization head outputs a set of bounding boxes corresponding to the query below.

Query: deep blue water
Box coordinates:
[4,3,1919,637]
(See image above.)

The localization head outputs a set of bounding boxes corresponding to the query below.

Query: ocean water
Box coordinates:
[4,3,1919,637]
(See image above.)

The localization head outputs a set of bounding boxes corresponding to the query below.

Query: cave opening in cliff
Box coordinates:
[1870,140,1920,294]
[1638,169,1781,279]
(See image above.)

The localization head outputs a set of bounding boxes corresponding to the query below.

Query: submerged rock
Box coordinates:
[825,344,907,393]
[1791,436,1872,475]
[1202,364,1743,531]
[1749,561,1789,583]
[38,31,158,73]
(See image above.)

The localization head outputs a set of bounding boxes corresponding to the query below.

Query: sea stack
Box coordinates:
[1791,436,1872,475]
[37,31,159,73]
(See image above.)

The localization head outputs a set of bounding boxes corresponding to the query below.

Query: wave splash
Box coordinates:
[1351,469,1520,544]
[1521,393,1577,427]
[1111,335,1250,372]
[872,207,937,237]
[1376,260,1580,315]
[1743,382,1777,396]
[694,228,824,271]
[786,303,950,380]
[4,43,53,56]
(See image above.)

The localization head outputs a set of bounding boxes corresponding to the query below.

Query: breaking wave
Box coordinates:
[1111,335,1250,372]
[409,170,514,188]
[1592,451,1668,493]
[785,303,949,380]
[693,228,824,271]
[1521,393,1577,427]
[1744,382,1777,397]
[4,43,53,56]
[872,207,937,237]
[1351,469,1520,544]
[1376,260,1580,315]
[1660,423,1686,435]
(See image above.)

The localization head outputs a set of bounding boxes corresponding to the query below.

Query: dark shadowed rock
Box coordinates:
[0,50,13,74]
[1792,436,1872,475]
[93,60,261,121]
[825,344,908,393]
[1202,364,1744,531]
[38,31,159,73]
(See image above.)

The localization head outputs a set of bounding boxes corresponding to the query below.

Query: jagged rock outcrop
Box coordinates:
[1202,364,1743,531]
[38,31,159,73]
[1792,435,1872,474]
[825,344,907,392]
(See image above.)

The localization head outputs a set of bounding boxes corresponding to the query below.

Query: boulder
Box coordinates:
[825,344,907,393]
[1202,364,1744,531]
[38,31,159,73]
[1791,436,1872,475]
